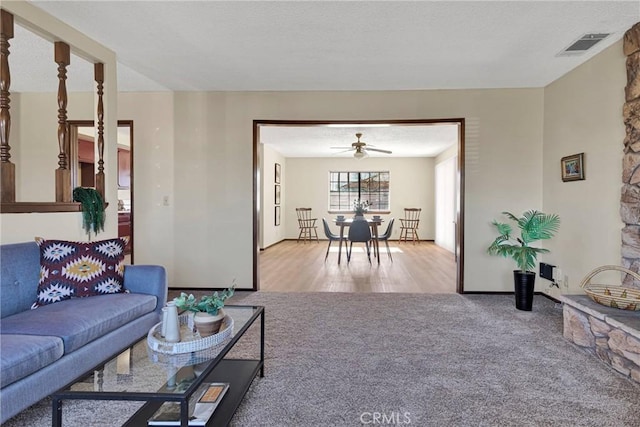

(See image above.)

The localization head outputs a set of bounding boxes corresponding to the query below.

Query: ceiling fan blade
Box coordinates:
[366,147,393,154]
[330,146,354,149]
[331,149,354,154]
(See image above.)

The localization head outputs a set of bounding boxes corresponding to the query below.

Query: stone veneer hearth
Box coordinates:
[560,294,640,383]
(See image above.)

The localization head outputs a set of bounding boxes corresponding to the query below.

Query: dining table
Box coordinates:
[333,217,384,265]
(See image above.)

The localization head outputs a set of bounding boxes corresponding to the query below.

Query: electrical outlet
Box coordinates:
[554,268,563,282]
[563,275,569,289]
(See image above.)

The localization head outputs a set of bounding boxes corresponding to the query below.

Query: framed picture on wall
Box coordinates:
[275,185,281,205]
[275,163,281,184]
[561,153,585,182]
[275,206,280,226]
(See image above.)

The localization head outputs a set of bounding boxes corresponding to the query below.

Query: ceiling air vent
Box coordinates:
[557,33,611,56]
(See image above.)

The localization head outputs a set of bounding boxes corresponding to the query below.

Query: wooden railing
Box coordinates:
[1,9,15,204]
[55,41,71,203]
[0,9,107,213]
[95,63,105,199]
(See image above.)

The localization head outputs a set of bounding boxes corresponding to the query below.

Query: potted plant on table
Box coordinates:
[487,210,560,311]
[173,284,235,337]
[353,199,370,218]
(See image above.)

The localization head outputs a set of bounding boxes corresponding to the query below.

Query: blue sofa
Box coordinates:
[0,242,167,423]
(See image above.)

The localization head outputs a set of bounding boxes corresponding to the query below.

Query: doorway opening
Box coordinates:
[68,120,134,263]
[252,119,465,293]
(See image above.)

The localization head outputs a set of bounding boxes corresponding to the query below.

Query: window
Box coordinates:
[329,171,390,211]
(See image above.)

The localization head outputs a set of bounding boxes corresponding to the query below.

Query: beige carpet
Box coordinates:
[4,293,640,426]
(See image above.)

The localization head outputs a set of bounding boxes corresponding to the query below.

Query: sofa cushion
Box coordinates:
[1,242,41,318]
[1,293,157,353]
[0,334,64,388]
[33,237,129,307]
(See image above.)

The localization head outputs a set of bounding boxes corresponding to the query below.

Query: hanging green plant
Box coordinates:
[73,187,105,238]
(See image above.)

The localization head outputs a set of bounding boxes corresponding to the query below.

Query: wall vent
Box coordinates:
[557,33,611,56]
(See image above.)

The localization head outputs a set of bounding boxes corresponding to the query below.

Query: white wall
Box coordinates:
[435,143,459,254]
[284,157,434,241]
[542,40,626,296]
[118,93,175,282]
[172,92,242,288]
[435,156,457,253]
[261,144,286,248]
[172,89,543,291]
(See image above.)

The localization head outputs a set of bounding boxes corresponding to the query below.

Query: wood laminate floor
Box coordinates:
[258,239,457,293]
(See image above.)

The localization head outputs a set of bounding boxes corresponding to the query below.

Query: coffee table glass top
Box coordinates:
[58,305,261,398]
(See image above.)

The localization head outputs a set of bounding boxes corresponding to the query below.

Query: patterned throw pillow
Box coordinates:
[32,237,129,308]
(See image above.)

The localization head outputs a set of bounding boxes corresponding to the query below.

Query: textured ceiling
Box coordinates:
[14,0,639,92]
[259,123,459,158]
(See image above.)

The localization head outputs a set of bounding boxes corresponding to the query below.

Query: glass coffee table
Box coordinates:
[52,305,264,427]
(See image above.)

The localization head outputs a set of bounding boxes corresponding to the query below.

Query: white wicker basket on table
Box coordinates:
[147,313,234,354]
[580,265,640,311]
[146,337,231,368]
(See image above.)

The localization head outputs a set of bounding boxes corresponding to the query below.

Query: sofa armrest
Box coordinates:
[124,265,167,314]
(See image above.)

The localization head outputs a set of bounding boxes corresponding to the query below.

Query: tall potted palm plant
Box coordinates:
[487,210,560,311]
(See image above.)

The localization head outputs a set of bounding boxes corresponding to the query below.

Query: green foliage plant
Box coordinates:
[353,199,370,215]
[173,283,235,316]
[487,210,560,273]
[73,187,105,238]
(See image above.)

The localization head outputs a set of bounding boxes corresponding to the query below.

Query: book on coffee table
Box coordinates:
[148,382,230,426]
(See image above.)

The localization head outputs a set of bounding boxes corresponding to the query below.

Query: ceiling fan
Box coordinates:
[331,133,393,159]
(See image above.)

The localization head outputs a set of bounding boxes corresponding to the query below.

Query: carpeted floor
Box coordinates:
[4,293,640,426]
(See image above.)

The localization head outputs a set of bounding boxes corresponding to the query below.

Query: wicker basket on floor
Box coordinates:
[580,265,640,311]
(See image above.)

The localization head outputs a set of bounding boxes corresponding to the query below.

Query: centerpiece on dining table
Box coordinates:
[353,199,370,218]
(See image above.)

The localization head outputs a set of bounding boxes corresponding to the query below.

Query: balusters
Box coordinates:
[94,63,105,201]
[0,9,14,203]
[0,14,109,212]
[54,41,71,202]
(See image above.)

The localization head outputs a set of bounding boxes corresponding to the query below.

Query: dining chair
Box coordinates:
[377,218,395,260]
[322,218,346,261]
[347,218,372,263]
[399,208,421,244]
[296,208,319,243]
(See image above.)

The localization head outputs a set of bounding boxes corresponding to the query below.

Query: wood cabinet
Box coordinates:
[79,162,95,187]
[78,137,95,187]
[78,138,94,163]
[118,212,132,254]
[118,148,131,189]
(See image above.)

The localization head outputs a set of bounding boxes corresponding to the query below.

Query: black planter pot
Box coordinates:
[513,270,536,311]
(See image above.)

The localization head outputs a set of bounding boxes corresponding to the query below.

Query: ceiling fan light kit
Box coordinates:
[332,133,392,159]
[353,149,368,160]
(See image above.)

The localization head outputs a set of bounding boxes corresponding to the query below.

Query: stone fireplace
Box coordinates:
[622,23,640,287]
[561,24,640,385]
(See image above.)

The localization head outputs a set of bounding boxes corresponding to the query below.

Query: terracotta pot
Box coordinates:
[193,309,225,337]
